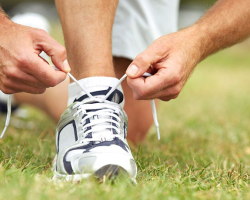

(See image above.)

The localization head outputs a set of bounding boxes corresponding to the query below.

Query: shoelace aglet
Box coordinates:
[0,94,12,138]
[156,126,160,140]
[150,100,160,140]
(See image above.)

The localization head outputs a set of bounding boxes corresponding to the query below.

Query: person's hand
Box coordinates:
[0,18,70,94]
[126,28,202,101]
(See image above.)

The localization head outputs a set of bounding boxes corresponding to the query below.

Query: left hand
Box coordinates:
[126,28,202,101]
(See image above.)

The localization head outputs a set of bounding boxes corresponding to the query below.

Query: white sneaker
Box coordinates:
[53,77,137,181]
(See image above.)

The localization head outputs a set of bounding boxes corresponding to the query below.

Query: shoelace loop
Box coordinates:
[0,72,160,140]
[72,99,122,142]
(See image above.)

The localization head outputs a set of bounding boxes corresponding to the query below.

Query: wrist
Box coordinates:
[183,23,216,63]
[193,23,214,61]
[177,25,205,66]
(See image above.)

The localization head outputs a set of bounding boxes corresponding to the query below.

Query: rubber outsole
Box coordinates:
[94,164,128,179]
[53,164,137,184]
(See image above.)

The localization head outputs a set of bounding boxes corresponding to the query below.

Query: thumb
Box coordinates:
[34,30,71,73]
[126,44,161,78]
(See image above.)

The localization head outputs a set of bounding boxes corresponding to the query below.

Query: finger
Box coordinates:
[32,29,71,72]
[126,42,164,78]
[25,54,67,88]
[127,67,181,99]
[1,63,50,89]
[130,78,181,101]
[159,94,179,102]
[6,68,49,89]
[0,87,18,95]
[144,86,181,101]
[0,78,46,94]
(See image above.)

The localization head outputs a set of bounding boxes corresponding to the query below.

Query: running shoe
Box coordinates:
[53,79,137,181]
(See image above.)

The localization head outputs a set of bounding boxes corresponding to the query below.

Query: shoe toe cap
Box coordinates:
[77,156,97,173]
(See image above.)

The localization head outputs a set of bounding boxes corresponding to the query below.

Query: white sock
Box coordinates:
[67,77,124,106]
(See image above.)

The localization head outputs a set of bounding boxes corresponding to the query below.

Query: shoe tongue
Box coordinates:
[68,77,124,106]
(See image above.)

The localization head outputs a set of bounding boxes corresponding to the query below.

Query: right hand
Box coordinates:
[126,28,201,101]
[0,18,70,94]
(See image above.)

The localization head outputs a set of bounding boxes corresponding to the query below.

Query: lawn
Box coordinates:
[0,24,250,200]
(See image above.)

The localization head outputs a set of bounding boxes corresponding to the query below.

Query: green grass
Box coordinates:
[1,25,250,199]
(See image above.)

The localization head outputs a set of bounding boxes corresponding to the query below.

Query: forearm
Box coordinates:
[189,0,250,61]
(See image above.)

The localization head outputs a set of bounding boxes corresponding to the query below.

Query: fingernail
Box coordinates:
[63,60,71,72]
[127,64,139,76]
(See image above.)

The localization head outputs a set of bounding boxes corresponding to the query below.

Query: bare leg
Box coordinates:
[114,57,155,143]
[55,0,118,80]
[14,77,69,122]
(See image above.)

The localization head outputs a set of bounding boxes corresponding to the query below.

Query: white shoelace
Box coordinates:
[0,72,160,140]
[72,99,124,143]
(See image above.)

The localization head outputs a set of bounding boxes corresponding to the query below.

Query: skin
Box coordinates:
[0,8,70,94]
[126,0,250,101]
[54,0,118,80]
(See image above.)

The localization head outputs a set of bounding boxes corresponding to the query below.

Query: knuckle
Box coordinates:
[0,86,13,94]
[136,88,151,99]
[171,73,181,85]
[30,28,50,43]
[58,46,66,56]
[172,94,179,99]
[1,78,10,87]
[136,88,146,98]
[5,68,17,78]
[17,54,30,66]
[135,54,147,64]
[133,92,141,100]
[36,88,46,94]
[172,85,181,96]
[34,28,47,37]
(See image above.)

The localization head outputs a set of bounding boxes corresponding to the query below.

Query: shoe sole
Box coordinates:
[95,164,128,180]
[53,164,137,184]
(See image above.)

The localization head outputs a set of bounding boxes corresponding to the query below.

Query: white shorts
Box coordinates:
[112,0,180,60]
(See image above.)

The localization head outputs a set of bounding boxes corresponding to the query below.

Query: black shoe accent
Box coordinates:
[73,87,124,104]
